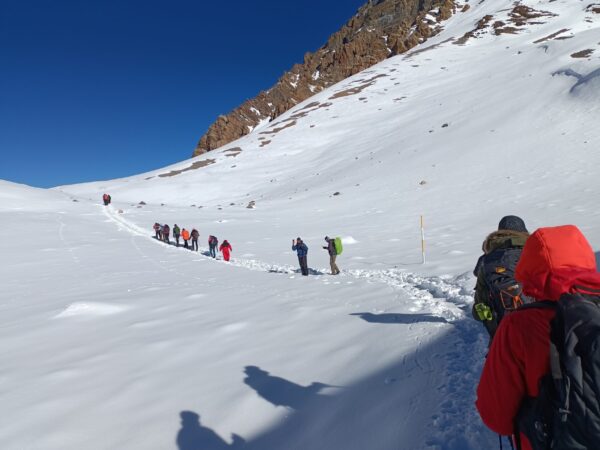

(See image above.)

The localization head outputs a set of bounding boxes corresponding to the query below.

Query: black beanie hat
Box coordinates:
[498,215,528,233]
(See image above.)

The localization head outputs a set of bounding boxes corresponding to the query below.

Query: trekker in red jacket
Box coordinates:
[476,225,600,449]
[219,240,232,262]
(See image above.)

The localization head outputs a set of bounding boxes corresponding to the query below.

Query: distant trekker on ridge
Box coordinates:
[173,224,181,247]
[208,235,218,258]
[292,237,309,276]
[162,223,170,244]
[323,236,342,275]
[220,240,232,261]
[472,215,531,344]
[181,228,190,249]
[102,193,111,206]
[191,229,199,252]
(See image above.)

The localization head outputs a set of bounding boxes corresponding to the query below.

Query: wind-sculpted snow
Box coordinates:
[553,67,600,93]
[54,302,131,318]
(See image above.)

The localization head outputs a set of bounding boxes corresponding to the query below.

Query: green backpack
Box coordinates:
[334,237,343,255]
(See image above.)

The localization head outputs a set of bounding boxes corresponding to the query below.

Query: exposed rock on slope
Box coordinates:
[194,0,457,156]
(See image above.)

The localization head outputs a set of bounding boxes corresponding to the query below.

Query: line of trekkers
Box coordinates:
[150,224,343,274]
[153,222,232,261]
[105,194,342,275]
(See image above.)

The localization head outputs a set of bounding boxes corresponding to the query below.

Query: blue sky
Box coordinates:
[0,0,366,188]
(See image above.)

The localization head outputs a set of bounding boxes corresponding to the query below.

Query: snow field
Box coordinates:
[1,182,491,449]
[3,0,600,448]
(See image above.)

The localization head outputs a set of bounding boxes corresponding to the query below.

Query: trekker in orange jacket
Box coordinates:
[476,225,600,449]
[220,240,232,262]
[181,228,190,249]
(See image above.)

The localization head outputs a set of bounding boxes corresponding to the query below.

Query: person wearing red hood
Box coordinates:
[476,225,600,450]
[219,240,232,262]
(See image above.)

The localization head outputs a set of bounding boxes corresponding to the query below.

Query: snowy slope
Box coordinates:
[60,0,600,276]
[3,1,600,449]
[1,180,484,450]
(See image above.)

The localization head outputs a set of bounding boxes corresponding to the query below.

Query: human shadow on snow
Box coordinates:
[243,365,335,410]
[176,410,245,450]
[238,318,492,450]
[267,267,326,276]
[153,235,196,250]
[351,312,448,324]
[175,318,494,450]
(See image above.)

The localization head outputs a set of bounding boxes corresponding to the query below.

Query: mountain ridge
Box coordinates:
[193,0,456,156]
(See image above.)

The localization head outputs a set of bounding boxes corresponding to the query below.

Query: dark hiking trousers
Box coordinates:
[209,245,217,258]
[299,256,309,276]
[175,235,180,247]
[155,231,161,240]
[184,240,189,249]
[192,239,198,251]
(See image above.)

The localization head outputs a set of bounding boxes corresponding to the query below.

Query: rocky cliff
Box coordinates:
[194,0,457,156]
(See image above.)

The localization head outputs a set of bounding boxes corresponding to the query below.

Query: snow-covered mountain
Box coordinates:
[194,0,455,154]
[2,1,600,449]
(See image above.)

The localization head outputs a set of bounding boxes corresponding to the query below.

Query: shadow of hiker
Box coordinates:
[268,268,326,276]
[351,312,448,324]
[243,366,335,410]
[268,268,293,274]
[241,316,491,450]
[176,411,245,450]
[152,235,200,251]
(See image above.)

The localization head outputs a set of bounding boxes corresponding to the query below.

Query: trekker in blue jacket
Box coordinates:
[292,237,309,276]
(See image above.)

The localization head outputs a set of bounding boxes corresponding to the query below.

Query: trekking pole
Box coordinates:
[420,215,426,264]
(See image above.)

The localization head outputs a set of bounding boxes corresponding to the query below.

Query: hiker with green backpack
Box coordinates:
[472,216,531,344]
[323,236,342,275]
[173,224,181,247]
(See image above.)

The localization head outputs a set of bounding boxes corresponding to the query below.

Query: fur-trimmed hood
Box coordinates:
[482,230,530,254]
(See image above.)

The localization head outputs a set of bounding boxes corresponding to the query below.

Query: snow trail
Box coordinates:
[103,204,323,275]
[104,205,471,302]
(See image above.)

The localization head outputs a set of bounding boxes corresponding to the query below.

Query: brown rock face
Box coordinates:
[194,0,457,156]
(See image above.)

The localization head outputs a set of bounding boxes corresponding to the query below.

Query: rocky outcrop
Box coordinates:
[194,0,457,156]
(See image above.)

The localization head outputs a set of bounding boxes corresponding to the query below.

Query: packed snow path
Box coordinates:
[96,203,493,449]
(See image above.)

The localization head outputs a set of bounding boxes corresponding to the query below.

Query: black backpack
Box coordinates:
[476,246,533,336]
[516,293,600,450]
